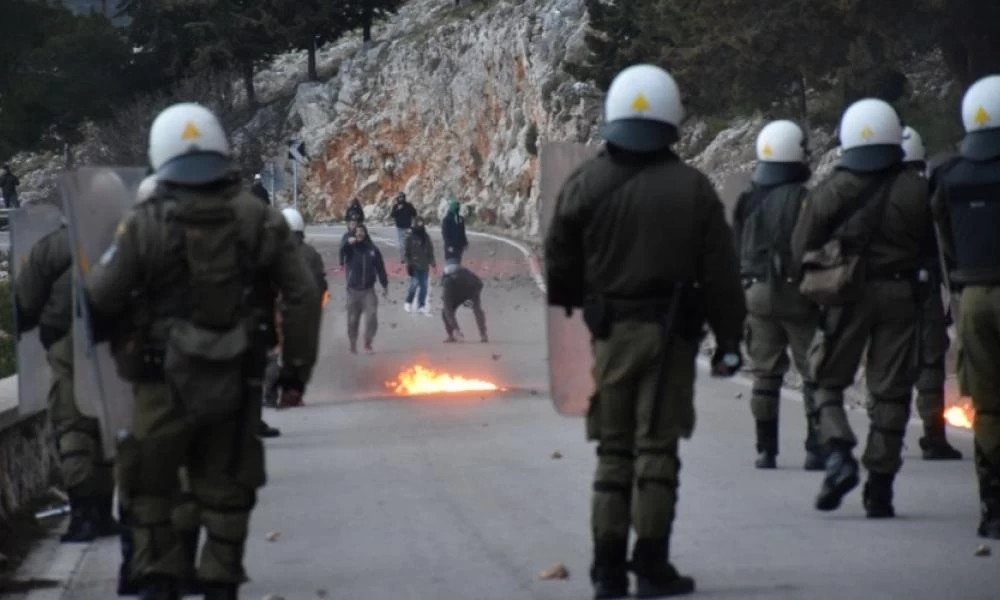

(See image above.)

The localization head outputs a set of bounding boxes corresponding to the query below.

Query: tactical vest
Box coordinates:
[142,190,264,425]
[737,183,804,282]
[941,158,1000,284]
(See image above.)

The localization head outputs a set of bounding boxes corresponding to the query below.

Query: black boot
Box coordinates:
[630,538,695,598]
[258,420,281,438]
[919,419,963,460]
[179,531,205,596]
[978,497,1000,539]
[815,441,860,512]
[118,509,139,596]
[96,494,122,537]
[60,494,98,543]
[138,575,181,600]
[202,583,238,600]
[754,420,777,469]
[862,472,896,518]
[590,538,629,599]
[803,417,825,471]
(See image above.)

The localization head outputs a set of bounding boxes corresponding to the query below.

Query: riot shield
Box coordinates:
[10,204,65,418]
[62,167,147,459]
[539,142,599,416]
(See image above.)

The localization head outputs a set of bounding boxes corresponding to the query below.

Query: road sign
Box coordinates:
[288,141,308,164]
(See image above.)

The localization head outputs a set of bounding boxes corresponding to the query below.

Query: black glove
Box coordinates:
[710,339,743,378]
[407,265,415,277]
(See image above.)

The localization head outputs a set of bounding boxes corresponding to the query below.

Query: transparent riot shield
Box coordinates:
[10,204,65,418]
[539,142,600,416]
[62,167,147,459]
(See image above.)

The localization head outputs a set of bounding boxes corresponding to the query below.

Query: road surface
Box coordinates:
[8,225,997,600]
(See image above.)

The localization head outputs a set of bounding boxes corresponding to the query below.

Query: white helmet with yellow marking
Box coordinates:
[136,174,159,202]
[752,120,809,185]
[959,74,1000,160]
[148,102,233,185]
[602,64,685,152]
[281,207,305,233]
[901,126,926,165]
[837,98,903,171]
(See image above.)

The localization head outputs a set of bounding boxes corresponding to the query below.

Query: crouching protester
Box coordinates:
[441,263,488,343]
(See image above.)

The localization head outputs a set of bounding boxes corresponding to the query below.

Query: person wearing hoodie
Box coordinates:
[441,263,488,343]
[1,164,20,208]
[345,198,365,224]
[339,216,361,275]
[390,192,418,261]
[441,195,468,265]
[404,216,436,314]
[733,120,823,472]
[343,223,389,353]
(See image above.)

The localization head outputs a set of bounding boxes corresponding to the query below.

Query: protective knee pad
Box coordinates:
[198,508,251,583]
[55,429,101,493]
[116,434,185,496]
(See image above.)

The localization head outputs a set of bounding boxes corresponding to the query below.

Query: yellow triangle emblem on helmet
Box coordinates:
[630,93,650,113]
[181,121,201,141]
[761,143,773,158]
[860,126,874,140]
[975,106,992,126]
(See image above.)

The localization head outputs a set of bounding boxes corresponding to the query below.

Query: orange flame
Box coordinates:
[944,398,975,429]
[385,365,503,396]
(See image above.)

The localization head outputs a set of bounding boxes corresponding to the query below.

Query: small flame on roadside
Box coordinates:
[386,365,504,395]
[944,399,975,429]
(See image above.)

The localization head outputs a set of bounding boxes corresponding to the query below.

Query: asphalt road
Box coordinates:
[9,225,997,600]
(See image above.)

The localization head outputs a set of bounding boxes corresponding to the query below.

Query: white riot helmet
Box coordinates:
[901,126,926,165]
[136,175,159,202]
[444,263,460,275]
[752,120,810,186]
[959,74,1000,160]
[602,64,685,152]
[281,207,304,233]
[837,98,904,172]
[148,102,233,186]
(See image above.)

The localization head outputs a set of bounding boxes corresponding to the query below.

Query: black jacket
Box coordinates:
[391,201,417,228]
[442,267,483,309]
[251,182,270,205]
[343,240,388,291]
[442,212,468,259]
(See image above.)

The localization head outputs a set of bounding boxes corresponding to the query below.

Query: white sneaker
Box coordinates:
[404,302,412,313]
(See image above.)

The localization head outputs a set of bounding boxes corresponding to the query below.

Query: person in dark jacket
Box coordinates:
[1,164,20,208]
[250,174,270,205]
[442,196,468,265]
[345,198,365,224]
[390,192,417,261]
[343,224,388,353]
[441,263,487,343]
[404,216,436,314]
[339,216,361,274]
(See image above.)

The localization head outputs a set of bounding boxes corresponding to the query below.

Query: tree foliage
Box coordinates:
[569,0,1000,124]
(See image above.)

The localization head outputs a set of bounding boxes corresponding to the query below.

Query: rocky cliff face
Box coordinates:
[8,0,950,236]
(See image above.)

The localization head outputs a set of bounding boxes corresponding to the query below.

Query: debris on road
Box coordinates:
[974,544,991,557]
[530,390,538,396]
[538,562,570,580]
[262,595,285,600]
[265,531,281,542]
[491,353,501,360]
[735,392,743,399]
[551,451,563,459]
[316,589,329,597]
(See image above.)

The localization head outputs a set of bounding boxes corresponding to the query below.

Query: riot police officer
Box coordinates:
[901,126,963,461]
[545,63,746,599]
[733,119,823,471]
[84,102,320,599]
[930,74,1000,539]
[792,99,933,518]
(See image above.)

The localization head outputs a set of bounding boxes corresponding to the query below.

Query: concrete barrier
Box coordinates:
[0,375,58,524]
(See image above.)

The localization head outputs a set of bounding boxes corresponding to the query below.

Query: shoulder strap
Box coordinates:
[858,171,900,253]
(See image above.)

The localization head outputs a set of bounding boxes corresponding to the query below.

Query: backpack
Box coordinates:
[162,194,256,426]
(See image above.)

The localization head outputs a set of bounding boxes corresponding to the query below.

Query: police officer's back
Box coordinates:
[84,102,320,598]
[930,74,1000,540]
[545,64,745,598]
[791,98,932,519]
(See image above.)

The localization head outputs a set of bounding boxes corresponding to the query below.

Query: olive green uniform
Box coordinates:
[931,153,1000,539]
[732,182,822,468]
[792,167,931,513]
[14,226,115,538]
[84,183,320,586]
[545,149,746,583]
